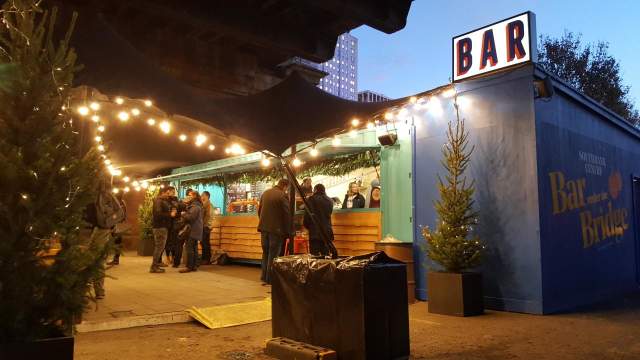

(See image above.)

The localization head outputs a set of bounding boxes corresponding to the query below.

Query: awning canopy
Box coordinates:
[72,10,405,177]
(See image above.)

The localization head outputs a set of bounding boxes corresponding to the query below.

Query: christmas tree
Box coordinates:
[422,95,483,273]
[0,0,105,342]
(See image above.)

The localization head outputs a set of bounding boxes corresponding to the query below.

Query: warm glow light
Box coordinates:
[349,129,357,138]
[384,112,394,121]
[110,168,122,176]
[89,102,100,111]
[261,158,271,167]
[21,193,29,200]
[351,118,360,127]
[97,145,105,152]
[332,137,341,146]
[366,122,375,130]
[141,181,149,189]
[134,186,141,192]
[398,107,409,119]
[94,136,102,142]
[131,108,141,116]
[147,118,156,126]
[442,88,456,98]
[410,96,417,103]
[149,184,157,191]
[91,115,100,122]
[123,186,130,193]
[97,125,105,132]
[292,158,302,167]
[195,133,207,146]
[179,134,187,142]
[228,143,245,155]
[123,176,130,183]
[159,121,171,134]
[310,148,319,157]
[117,111,130,121]
[112,188,119,194]
[208,144,215,151]
[225,148,231,154]
[114,97,124,105]
[144,99,153,107]
[132,181,139,187]
[104,159,111,165]
[77,106,89,116]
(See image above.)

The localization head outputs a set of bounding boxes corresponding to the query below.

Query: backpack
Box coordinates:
[95,189,126,229]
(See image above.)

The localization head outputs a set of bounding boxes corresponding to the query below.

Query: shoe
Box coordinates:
[179,268,196,273]
[200,260,211,265]
[106,260,119,266]
[172,264,179,268]
[150,267,165,273]
[158,262,168,267]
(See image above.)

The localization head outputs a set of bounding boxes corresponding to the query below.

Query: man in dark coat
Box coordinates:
[151,186,176,273]
[179,189,203,273]
[303,184,334,256]
[257,178,291,284]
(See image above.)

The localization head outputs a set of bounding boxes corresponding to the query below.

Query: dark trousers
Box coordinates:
[112,233,123,261]
[185,237,198,270]
[201,227,211,262]
[173,236,185,267]
[309,238,331,256]
[260,232,284,284]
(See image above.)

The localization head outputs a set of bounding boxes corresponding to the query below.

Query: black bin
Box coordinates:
[271,252,410,360]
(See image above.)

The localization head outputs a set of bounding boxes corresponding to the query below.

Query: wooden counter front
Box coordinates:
[211,209,382,261]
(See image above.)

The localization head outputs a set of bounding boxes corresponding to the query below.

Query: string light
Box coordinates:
[77,106,89,116]
[89,102,100,111]
[410,96,417,103]
[147,118,156,126]
[366,122,375,130]
[97,145,105,152]
[141,181,149,189]
[195,134,207,146]
[94,136,102,142]
[351,118,360,127]
[261,158,271,167]
[123,186,130,193]
[110,168,122,176]
[149,184,157,191]
[134,186,141,192]
[292,158,302,167]
[60,166,66,172]
[112,188,119,194]
[332,137,341,146]
[208,144,215,151]
[159,121,171,134]
[132,181,140,187]
[144,100,153,107]
[384,112,394,121]
[310,148,319,157]
[123,176,130,183]
[97,125,105,132]
[21,193,29,200]
[117,111,130,122]
[131,108,141,116]
[91,115,100,122]
[179,134,187,142]
[114,97,124,105]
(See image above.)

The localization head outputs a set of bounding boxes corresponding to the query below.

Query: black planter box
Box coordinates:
[427,271,483,316]
[271,252,410,360]
[0,336,74,360]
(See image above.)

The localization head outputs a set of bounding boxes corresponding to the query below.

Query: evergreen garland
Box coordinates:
[421,99,483,273]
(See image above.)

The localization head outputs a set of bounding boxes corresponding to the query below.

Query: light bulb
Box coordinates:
[134,186,141,192]
[123,186,130,193]
[310,148,319,157]
[332,137,341,146]
[208,144,215,151]
[114,97,124,105]
[131,108,141,116]
[97,145,105,152]
[123,176,130,182]
[144,99,152,107]
[351,118,360,127]
[179,134,187,142]
[91,115,100,122]
[195,133,207,146]
[132,180,140,187]
[94,136,102,142]
[261,158,271,167]
[147,118,156,126]
[366,122,374,130]
[225,148,231,154]
[292,158,302,167]
[141,181,149,189]
[149,184,157,191]
[77,106,89,116]
[89,102,100,111]
[384,112,393,121]
[117,111,130,121]
[159,121,171,134]
[97,125,105,132]
[112,188,119,194]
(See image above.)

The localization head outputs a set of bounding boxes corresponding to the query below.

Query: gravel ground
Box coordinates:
[76,294,640,360]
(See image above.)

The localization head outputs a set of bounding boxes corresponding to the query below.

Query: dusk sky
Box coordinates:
[353,0,640,108]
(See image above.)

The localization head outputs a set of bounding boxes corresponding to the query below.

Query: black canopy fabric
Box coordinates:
[71,10,404,176]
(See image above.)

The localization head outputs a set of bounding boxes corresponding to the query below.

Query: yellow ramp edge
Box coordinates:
[187,298,271,329]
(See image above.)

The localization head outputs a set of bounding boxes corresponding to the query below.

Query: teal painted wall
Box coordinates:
[380,126,414,242]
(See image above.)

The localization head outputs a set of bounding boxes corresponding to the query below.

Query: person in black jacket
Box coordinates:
[151,186,176,273]
[342,182,365,209]
[303,184,334,256]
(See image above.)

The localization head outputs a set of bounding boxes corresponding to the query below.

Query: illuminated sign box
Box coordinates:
[452,12,537,82]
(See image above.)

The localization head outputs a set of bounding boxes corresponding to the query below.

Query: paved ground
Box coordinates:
[77,254,640,360]
[83,253,268,322]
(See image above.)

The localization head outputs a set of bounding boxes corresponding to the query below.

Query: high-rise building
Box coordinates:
[293,33,358,100]
[358,90,390,103]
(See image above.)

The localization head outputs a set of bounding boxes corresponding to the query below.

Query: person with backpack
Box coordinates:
[151,186,177,273]
[86,182,126,299]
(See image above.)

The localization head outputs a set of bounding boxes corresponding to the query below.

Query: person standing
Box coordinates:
[179,189,203,273]
[303,184,334,256]
[107,192,127,266]
[342,182,366,209]
[151,186,176,273]
[200,191,214,265]
[369,186,381,208]
[257,178,292,285]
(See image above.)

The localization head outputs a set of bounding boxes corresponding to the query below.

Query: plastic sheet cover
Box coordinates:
[271,251,410,360]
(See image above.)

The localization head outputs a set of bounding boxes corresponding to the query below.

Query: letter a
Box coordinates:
[480,29,498,69]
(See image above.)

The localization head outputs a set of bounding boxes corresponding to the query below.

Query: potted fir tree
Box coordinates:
[421,96,484,316]
[0,1,105,357]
